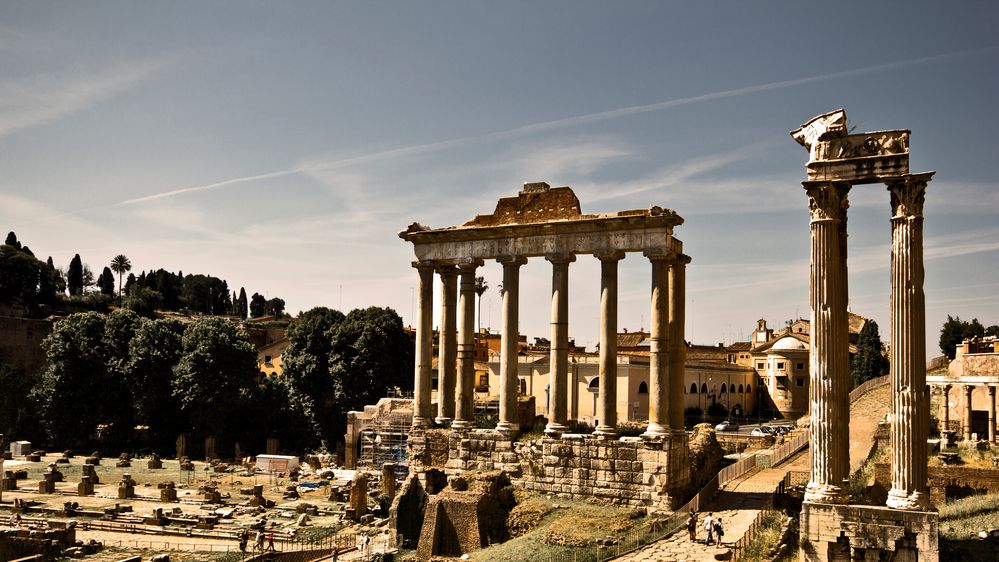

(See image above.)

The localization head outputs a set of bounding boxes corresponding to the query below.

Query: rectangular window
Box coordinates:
[756,362,765,370]
[797,362,804,370]
[478,374,488,386]
[264,355,272,363]
[796,377,805,387]
[777,361,785,370]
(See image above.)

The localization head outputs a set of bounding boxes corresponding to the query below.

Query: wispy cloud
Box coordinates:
[0,60,166,140]
[113,46,998,207]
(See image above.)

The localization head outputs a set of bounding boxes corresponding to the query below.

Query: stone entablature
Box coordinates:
[791,109,911,184]
[418,429,687,510]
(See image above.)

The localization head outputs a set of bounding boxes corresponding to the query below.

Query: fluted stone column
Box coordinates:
[453,261,481,430]
[990,386,997,443]
[668,255,690,432]
[964,384,975,441]
[803,181,851,505]
[643,251,672,437]
[546,253,574,435]
[595,251,624,437]
[497,256,527,434]
[943,384,951,433]
[436,266,458,424]
[886,174,933,510]
[412,262,435,429]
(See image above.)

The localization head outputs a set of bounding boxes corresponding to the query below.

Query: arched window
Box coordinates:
[588,377,600,391]
[746,384,752,394]
[701,383,708,394]
[738,384,744,394]
[638,381,649,395]
[519,379,527,395]
[690,383,698,394]
[720,384,727,394]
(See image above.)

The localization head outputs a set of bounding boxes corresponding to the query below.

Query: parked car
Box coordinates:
[751,426,773,437]
[715,420,739,432]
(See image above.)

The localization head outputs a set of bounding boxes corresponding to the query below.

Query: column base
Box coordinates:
[886,488,931,511]
[640,423,670,439]
[544,422,569,437]
[803,482,849,504]
[495,421,518,437]
[411,416,431,430]
[434,417,453,427]
[450,420,474,431]
[593,425,618,439]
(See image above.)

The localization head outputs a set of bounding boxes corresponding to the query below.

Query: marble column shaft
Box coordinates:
[644,252,671,436]
[943,384,951,433]
[412,262,435,429]
[990,386,997,443]
[886,174,932,510]
[497,256,527,434]
[803,181,850,505]
[595,251,624,436]
[965,384,975,441]
[668,255,689,432]
[436,266,458,423]
[546,253,574,434]
[453,262,481,429]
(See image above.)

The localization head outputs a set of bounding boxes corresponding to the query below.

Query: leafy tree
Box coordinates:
[475,276,488,331]
[940,315,987,359]
[126,318,185,448]
[67,254,84,296]
[172,317,258,440]
[34,312,112,447]
[124,272,136,295]
[110,254,132,297]
[328,307,413,441]
[123,286,164,317]
[852,320,888,387]
[282,307,346,448]
[98,266,115,295]
[0,245,44,303]
[264,297,286,317]
[249,292,267,318]
[5,231,21,249]
[82,264,96,292]
[0,363,40,441]
[988,325,999,338]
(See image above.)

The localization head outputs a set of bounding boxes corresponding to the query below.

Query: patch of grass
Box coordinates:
[849,446,886,500]
[737,511,786,562]
[939,494,999,561]
[928,445,999,469]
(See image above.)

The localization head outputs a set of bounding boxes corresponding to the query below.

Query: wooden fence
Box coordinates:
[849,374,890,402]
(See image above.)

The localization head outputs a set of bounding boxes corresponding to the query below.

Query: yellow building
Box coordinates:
[257,338,288,377]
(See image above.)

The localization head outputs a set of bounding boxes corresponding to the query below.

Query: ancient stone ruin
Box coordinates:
[791,109,938,561]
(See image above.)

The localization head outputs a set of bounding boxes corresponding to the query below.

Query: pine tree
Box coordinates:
[67,254,84,296]
[852,320,888,388]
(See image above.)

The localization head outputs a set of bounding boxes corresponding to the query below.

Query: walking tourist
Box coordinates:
[714,517,725,544]
[687,510,697,541]
[703,512,714,544]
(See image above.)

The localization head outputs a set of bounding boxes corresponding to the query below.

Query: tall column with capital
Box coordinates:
[942,385,951,433]
[803,181,851,505]
[453,262,481,429]
[595,251,624,436]
[886,173,933,510]
[436,266,458,424]
[412,262,435,429]
[545,253,574,435]
[643,251,671,436]
[496,256,527,434]
[989,387,997,443]
[668,255,690,432]
[964,385,975,441]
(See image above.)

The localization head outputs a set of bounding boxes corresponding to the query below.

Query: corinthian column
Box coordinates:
[989,386,996,443]
[546,253,574,435]
[942,384,951,433]
[803,181,851,505]
[886,172,933,511]
[668,255,690,432]
[412,262,435,429]
[436,266,458,424]
[643,251,672,437]
[595,250,625,437]
[496,256,527,435]
[453,261,482,430]
[964,384,975,441]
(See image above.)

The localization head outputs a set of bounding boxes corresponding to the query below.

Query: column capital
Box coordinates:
[545,252,576,265]
[497,255,528,267]
[675,253,692,266]
[943,383,952,392]
[887,173,933,220]
[990,386,997,396]
[966,384,976,393]
[412,260,437,271]
[456,258,484,272]
[435,264,459,278]
[643,249,677,262]
[803,180,851,222]
[594,249,626,262]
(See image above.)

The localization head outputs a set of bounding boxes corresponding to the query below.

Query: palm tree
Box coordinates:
[474,276,488,332]
[110,254,132,298]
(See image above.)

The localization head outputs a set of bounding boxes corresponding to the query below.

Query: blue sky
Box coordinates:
[2,2,997,356]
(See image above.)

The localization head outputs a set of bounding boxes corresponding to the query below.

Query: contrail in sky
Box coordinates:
[117,45,998,207]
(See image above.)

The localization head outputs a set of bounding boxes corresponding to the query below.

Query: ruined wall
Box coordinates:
[414,429,689,511]
[875,463,999,506]
[0,316,52,374]
[800,503,938,562]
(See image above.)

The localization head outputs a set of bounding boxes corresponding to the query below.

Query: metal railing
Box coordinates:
[770,430,810,467]
[729,508,778,562]
[849,374,890,402]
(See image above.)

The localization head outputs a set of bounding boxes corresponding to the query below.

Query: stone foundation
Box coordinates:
[411,428,690,510]
[801,502,938,562]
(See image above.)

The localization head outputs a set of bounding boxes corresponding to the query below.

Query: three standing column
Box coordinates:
[496,256,527,434]
[989,386,996,443]
[668,255,690,432]
[412,262,436,429]
[453,261,482,430]
[436,266,458,424]
[964,385,975,441]
[595,251,625,437]
[545,253,574,435]
[803,181,851,505]
[942,384,951,434]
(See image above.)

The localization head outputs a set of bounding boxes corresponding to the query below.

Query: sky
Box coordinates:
[1,2,997,357]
